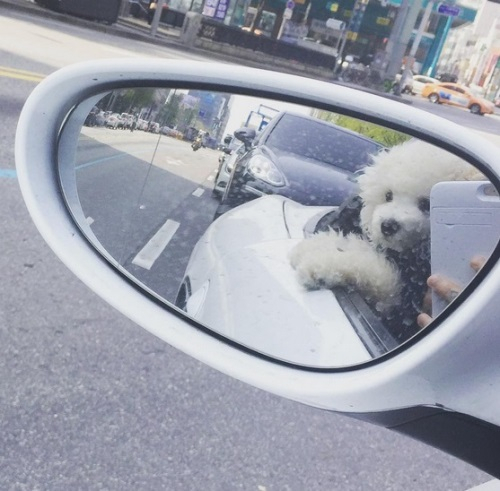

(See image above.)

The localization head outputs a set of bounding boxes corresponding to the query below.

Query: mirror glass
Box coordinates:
[60,87,499,368]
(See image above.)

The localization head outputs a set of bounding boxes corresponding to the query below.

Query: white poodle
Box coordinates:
[289,139,482,337]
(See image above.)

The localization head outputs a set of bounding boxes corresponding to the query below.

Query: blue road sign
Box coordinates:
[437,3,461,16]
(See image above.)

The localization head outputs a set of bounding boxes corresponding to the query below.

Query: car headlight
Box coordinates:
[247,154,285,186]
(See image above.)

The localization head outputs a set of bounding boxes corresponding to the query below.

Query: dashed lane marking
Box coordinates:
[166,158,183,166]
[132,219,180,270]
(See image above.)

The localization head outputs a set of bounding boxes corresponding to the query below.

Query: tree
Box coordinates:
[158,93,182,127]
[318,111,410,147]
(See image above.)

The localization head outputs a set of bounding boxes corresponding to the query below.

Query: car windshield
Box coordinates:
[265,113,380,172]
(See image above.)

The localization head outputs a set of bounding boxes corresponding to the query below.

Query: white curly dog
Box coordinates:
[289,139,482,325]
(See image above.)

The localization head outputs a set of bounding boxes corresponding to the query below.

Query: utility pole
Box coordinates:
[397,0,433,90]
[150,0,167,37]
[383,0,422,83]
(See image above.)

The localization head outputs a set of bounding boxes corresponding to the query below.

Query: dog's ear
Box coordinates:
[316,194,363,236]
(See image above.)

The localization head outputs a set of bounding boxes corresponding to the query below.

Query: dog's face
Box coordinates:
[360,183,431,252]
[358,140,480,252]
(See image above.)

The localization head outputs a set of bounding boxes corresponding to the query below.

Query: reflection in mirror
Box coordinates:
[61,87,499,368]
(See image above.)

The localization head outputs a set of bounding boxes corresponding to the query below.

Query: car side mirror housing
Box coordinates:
[15,59,500,478]
[234,126,256,149]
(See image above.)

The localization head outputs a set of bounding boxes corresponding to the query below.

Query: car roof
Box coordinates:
[271,111,383,145]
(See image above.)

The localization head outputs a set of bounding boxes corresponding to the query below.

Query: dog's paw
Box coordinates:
[290,233,402,310]
[293,258,342,291]
[290,232,361,290]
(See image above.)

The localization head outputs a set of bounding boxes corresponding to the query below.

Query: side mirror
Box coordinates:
[234,126,256,149]
[15,60,500,478]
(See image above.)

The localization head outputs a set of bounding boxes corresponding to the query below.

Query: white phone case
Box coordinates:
[430,180,500,317]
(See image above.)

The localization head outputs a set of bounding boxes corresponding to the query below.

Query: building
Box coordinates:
[437,0,500,99]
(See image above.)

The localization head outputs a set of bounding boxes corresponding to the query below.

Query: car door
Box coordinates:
[441,84,469,108]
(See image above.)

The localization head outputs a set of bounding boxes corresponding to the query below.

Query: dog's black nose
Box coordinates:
[381,219,400,237]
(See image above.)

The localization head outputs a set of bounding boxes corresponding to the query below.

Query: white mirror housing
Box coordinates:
[15,59,500,476]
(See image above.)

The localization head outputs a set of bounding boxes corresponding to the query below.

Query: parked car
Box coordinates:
[421,82,495,115]
[136,118,149,131]
[213,142,246,198]
[215,111,383,217]
[148,121,160,133]
[104,112,122,129]
[160,125,174,136]
[411,75,439,95]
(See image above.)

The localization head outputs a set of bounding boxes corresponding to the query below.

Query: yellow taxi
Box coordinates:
[421,82,495,115]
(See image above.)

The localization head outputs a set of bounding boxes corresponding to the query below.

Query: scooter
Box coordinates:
[191,136,203,151]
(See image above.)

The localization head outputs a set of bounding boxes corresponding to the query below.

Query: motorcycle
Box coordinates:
[191,136,203,151]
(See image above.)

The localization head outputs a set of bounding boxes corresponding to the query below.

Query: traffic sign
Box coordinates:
[437,3,461,16]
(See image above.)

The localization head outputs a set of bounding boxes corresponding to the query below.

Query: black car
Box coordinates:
[215,111,383,218]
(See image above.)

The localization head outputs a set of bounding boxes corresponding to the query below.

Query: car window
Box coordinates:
[264,113,380,172]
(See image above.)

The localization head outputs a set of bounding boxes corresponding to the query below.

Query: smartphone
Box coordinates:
[430,180,500,317]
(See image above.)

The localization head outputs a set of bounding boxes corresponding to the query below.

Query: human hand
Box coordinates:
[417,256,487,329]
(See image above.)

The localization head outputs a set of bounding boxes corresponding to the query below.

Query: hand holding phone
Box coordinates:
[430,181,500,317]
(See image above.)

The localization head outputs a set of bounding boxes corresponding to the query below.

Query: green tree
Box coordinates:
[158,93,182,127]
[317,111,410,147]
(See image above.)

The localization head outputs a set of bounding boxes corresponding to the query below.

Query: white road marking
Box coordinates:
[86,216,94,225]
[166,158,183,166]
[192,188,205,197]
[132,219,180,270]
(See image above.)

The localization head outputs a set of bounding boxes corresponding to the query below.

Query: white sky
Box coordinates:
[223,94,312,136]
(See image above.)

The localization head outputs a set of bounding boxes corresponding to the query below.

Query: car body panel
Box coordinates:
[181,195,372,366]
[213,144,245,197]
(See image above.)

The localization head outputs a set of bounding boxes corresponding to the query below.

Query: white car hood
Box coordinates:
[184,196,372,367]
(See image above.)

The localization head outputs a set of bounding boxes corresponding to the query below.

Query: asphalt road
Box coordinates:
[403,93,500,136]
[0,8,496,491]
[75,128,220,301]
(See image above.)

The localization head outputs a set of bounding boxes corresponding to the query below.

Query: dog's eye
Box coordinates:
[385,191,393,202]
[418,197,430,213]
